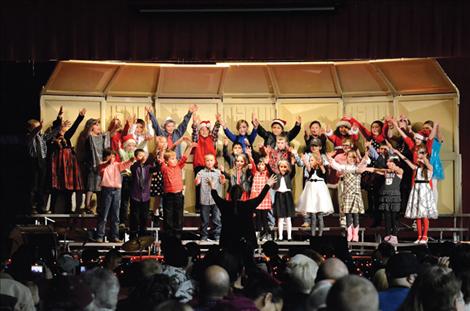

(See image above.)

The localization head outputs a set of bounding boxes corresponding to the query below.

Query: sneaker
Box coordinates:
[384,235,392,242]
[90,237,104,243]
[301,222,310,228]
[390,235,398,245]
[413,237,422,244]
[419,236,428,244]
[109,238,123,243]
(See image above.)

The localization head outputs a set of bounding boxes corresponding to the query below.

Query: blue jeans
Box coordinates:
[97,187,121,240]
[200,204,221,240]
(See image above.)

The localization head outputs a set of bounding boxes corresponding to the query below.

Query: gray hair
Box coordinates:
[285,254,319,294]
[83,267,120,310]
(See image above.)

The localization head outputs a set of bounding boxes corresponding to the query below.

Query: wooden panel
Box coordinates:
[269,64,340,97]
[44,61,119,96]
[157,66,225,98]
[344,100,394,125]
[397,98,456,153]
[223,65,274,97]
[107,65,160,97]
[438,160,455,214]
[40,97,103,146]
[336,63,390,96]
[375,59,455,95]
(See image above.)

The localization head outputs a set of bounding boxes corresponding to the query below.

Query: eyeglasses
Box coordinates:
[418,151,426,155]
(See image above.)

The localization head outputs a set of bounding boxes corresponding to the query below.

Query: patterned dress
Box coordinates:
[250,170,272,210]
[405,168,438,219]
[331,161,365,214]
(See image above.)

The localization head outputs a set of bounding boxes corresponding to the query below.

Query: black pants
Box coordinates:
[130,198,149,238]
[120,175,131,225]
[194,166,204,212]
[163,192,184,238]
[30,158,47,212]
[384,211,398,236]
[255,210,271,238]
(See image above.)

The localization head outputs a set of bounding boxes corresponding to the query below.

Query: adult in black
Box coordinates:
[209,175,277,250]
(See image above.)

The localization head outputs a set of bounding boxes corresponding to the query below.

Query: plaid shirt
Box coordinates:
[196,168,223,205]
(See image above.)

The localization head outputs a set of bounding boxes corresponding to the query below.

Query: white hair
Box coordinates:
[83,267,120,310]
[285,254,319,294]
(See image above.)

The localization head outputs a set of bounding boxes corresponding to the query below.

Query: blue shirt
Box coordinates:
[379,287,410,311]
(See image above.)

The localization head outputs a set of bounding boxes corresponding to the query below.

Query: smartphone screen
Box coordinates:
[80,266,86,273]
[31,264,43,273]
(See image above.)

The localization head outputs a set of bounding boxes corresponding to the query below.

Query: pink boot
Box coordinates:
[346,225,353,242]
[352,226,360,242]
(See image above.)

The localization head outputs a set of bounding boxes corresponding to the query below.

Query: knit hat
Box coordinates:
[386,253,419,278]
[122,134,136,147]
[197,120,211,132]
[336,120,352,129]
[271,119,287,129]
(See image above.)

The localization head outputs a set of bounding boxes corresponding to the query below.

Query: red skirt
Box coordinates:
[51,148,83,191]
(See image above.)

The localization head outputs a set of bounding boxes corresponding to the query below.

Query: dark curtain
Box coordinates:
[1,0,470,62]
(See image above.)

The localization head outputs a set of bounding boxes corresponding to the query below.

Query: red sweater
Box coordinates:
[161,156,187,193]
[193,136,218,168]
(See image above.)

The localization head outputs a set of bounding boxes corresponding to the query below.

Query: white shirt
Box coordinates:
[277,176,291,193]
[0,273,36,311]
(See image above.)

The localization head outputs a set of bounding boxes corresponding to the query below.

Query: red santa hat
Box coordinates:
[271,119,287,129]
[198,120,211,132]
[122,134,136,147]
[414,132,425,141]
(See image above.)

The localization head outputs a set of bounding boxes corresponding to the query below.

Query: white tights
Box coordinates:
[278,217,292,240]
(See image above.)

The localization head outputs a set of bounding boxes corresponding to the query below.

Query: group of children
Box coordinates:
[27,105,444,244]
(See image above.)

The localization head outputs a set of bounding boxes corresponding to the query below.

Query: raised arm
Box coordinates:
[147,108,165,136]
[175,104,197,136]
[287,116,302,142]
[394,148,417,170]
[65,109,85,140]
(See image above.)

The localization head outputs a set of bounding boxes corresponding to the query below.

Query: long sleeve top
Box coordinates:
[160,156,188,193]
[149,110,192,159]
[130,159,157,202]
[99,160,133,188]
[256,123,301,148]
[26,120,61,159]
[223,127,258,152]
[192,121,221,168]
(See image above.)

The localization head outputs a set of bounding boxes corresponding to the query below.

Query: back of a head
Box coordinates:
[202,265,230,301]
[83,267,120,310]
[326,275,379,311]
[244,270,283,305]
[399,265,462,311]
[130,273,175,309]
[317,258,349,281]
[153,300,193,311]
[385,252,419,282]
[285,254,319,294]
[229,185,244,201]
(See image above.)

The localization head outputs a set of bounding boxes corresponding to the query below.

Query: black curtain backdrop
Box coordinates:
[1,0,470,236]
[1,0,470,62]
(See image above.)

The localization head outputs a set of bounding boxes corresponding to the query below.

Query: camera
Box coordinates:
[31,264,43,274]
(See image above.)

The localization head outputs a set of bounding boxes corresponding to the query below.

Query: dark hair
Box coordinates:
[262,241,279,258]
[104,249,122,265]
[134,148,145,157]
[232,142,242,150]
[450,244,470,276]
[377,242,396,259]
[103,148,116,159]
[371,120,384,129]
[129,274,174,310]
[399,265,462,311]
[136,118,146,126]
[153,300,189,311]
[424,120,434,128]
[244,270,283,303]
[161,236,188,268]
[229,185,244,201]
[309,120,322,128]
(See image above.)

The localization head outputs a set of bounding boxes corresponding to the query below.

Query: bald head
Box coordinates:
[317,258,349,281]
[326,275,379,311]
[202,265,230,301]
